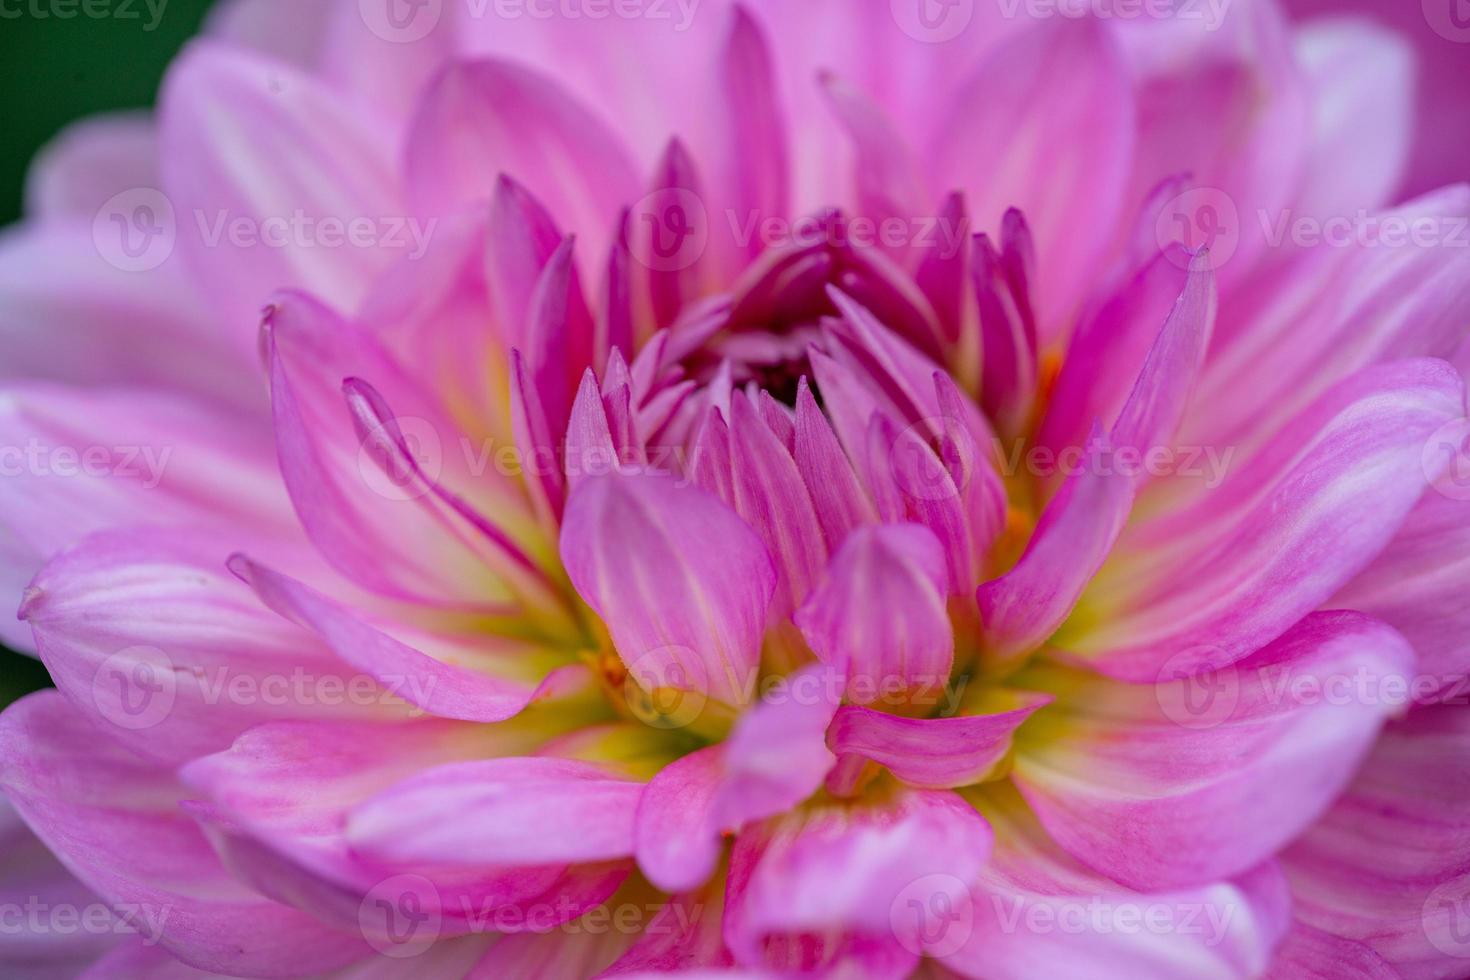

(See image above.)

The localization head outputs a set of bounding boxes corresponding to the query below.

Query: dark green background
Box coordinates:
[0,0,219,705]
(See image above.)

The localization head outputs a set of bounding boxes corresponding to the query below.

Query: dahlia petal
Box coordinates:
[1264,924,1397,980]
[524,236,597,441]
[566,368,619,491]
[1036,245,1192,465]
[317,0,454,133]
[1292,18,1414,217]
[1073,358,1466,679]
[159,42,399,327]
[977,426,1133,664]
[404,58,639,264]
[467,923,631,979]
[0,692,369,976]
[795,524,954,703]
[1013,611,1414,890]
[511,347,567,525]
[1335,491,1470,703]
[487,176,565,353]
[634,747,726,895]
[1191,186,1470,451]
[0,228,255,407]
[80,939,218,979]
[932,17,1135,334]
[1281,703,1470,975]
[0,384,288,651]
[793,378,876,551]
[711,662,840,828]
[725,394,828,618]
[202,0,335,70]
[940,784,1291,980]
[724,790,993,974]
[601,891,737,976]
[24,111,157,220]
[1108,252,1217,473]
[22,528,406,766]
[227,555,581,723]
[560,471,776,708]
[818,72,924,259]
[347,757,643,866]
[827,690,1051,792]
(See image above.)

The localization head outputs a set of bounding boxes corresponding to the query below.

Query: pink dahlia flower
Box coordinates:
[2,0,1469,976]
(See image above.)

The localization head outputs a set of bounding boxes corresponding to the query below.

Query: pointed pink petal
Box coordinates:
[634,747,727,895]
[797,524,954,703]
[561,471,775,708]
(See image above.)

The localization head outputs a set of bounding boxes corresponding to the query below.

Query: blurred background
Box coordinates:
[0,0,219,706]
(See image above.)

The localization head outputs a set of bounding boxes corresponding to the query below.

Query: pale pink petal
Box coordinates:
[560,471,775,708]
[1013,611,1414,890]
[346,757,642,866]
[1264,924,1397,980]
[634,747,726,895]
[24,112,157,220]
[0,692,370,976]
[1073,358,1465,680]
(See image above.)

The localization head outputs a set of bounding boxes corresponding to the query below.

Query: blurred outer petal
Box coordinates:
[0,384,289,651]
[404,59,640,265]
[1280,703,1470,976]
[21,528,404,767]
[795,524,954,703]
[1335,490,1470,704]
[1263,925,1397,980]
[0,229,256,407]
[1071,358,1466,680]
[227,555,584,723]
[159,42,400,330]
[1036,246,1190,463]
[24,111,157,219]
[724,790,993,975]
[977,427,1133,664]
[0,692,370,976]
[203,0,336,69]
[942,784,1291,980]
[827,691,1051,791]
[1190,186,1470,454]
[346,757,643,866]
[467,925,632,980]
[600,891,736,976]
[1282,0,1470,199]
[318,0,456,133]
[0,797,119,975]
[1013,611,1414,891]
[931,17,1135,336]
[560,471,776,708]
[1291,17,1414,218]
[80,939,223,979]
